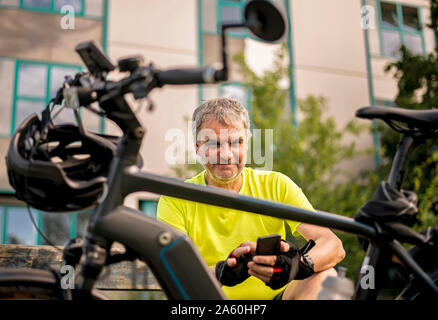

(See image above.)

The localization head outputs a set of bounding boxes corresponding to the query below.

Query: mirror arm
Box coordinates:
[215,23,246,81]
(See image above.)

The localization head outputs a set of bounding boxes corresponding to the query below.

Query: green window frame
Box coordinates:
[9,59,106,135]
[0,204,92,245]
[10,59,82,134]
[376,0,426,58]
[0,0,105,19]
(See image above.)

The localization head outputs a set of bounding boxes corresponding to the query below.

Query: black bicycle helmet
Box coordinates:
[6,112,117,212]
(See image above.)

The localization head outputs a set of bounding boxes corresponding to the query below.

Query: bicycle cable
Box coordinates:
[26,205,62,252]
[26,205,76,258]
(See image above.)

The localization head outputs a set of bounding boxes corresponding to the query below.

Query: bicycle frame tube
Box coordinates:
[354,242,381,300]
[387,135,415,189]
[123,167,376,238]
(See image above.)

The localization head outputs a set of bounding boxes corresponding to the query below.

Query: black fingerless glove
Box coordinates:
[266,240,315,290]
[215,250,253,287]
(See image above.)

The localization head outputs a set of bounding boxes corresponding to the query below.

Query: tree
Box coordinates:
[382,1,438,229]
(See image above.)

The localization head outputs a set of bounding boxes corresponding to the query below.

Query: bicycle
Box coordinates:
[1,0,437,300]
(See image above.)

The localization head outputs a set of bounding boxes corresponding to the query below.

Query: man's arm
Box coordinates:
[296,223,345,272]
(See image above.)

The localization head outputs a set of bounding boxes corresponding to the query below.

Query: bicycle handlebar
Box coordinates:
[61,62,227,113]
[156,64,225,85]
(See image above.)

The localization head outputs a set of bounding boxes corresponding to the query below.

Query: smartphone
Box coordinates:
[75,41,115,77]
[256,234,281,255]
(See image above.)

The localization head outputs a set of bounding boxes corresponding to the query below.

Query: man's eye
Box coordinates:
[231,139,243,146]
[206,141,218,147]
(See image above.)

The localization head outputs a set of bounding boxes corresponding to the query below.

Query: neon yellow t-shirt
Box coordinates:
[157,167,314,300]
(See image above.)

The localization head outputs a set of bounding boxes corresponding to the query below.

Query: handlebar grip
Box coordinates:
[156,65,223,85]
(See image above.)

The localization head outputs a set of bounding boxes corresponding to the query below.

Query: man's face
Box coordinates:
[196,118,248,182]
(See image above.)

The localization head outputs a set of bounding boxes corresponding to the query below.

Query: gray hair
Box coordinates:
[192,97,251,142]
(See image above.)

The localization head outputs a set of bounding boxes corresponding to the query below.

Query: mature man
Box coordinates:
[158,98,345,300]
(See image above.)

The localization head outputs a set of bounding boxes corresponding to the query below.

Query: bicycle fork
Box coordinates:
[74,235,110,298]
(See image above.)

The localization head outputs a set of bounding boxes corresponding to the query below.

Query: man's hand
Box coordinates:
[225,241,256,267]
[247,240,291,284]
[248,240,316,290]
[215,241,255,287]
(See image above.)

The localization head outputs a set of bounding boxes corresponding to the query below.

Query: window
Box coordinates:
[10,60,103,135]
[4,206,38,245]
[75,211,92,238]
[0,0,104,18]
[14,63,48,132]
[53,0,83,13]
[378,1,425,58]
[40,212,71,245]
[12,61,81,133]
[23,0,52,9]
[0,205,93,245]
[139,200,158,219]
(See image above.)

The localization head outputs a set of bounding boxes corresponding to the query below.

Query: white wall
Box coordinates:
[291,0,375,173]
[107,0,199,207]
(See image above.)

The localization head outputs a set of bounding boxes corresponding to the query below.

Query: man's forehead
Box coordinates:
[201,117,245,131]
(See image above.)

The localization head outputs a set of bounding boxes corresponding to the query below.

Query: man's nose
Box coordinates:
[219,143,233,163]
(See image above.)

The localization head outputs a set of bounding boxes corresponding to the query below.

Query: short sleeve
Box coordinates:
[157,195,188,234]
[277,173,315,237]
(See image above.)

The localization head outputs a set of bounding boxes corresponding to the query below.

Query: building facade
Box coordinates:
[0,0,434,245]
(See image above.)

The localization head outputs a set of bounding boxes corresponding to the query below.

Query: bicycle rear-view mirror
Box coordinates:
[216,0,286,81]
[244,0,286,42]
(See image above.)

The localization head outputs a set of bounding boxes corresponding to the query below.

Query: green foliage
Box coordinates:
[383,43,438,229]
[385,46,438,110]
[429,0,438,31]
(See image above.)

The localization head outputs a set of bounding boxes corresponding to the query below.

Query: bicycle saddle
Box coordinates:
[356,106,438,131]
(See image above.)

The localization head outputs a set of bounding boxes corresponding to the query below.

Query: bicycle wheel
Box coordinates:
[0,268,107,300]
